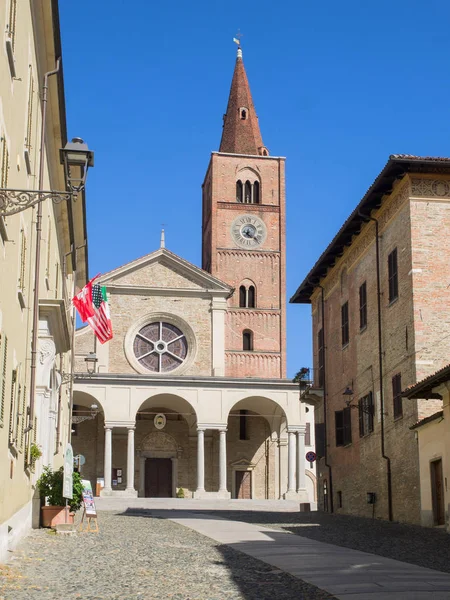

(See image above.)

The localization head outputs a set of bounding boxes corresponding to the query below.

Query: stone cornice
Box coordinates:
[217,202,279,213]
[106,285,231,299]
[74,373,299,391]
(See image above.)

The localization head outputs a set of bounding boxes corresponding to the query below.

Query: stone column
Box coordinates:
[104,427,112,492]
[297,429,306,492]
[287,431,296,493]
[126,427,135,493]
[219,429,227,492]
[196,428,205,492]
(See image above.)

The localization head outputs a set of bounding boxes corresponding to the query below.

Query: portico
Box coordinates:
[72,373,315,504]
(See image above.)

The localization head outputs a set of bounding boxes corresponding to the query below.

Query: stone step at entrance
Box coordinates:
[94,497,303,512]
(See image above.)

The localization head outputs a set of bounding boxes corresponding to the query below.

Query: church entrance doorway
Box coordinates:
[145,458,173,497]
[236,471,252,499]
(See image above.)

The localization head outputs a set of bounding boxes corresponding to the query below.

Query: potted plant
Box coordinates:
[36,466,83,528]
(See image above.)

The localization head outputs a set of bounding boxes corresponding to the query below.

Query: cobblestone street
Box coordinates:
[0,511,334,600]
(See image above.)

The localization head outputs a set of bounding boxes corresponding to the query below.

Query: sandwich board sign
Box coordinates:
[63,443,73,499]
[79,479,99,533]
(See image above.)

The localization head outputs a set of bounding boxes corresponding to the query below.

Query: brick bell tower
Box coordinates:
[202,45,286,379]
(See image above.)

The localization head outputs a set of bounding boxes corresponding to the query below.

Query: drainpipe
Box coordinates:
[26,59,61,434]
[307,278,333,513]
[357,210,393,521]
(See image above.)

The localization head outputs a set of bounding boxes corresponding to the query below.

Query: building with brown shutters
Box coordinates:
[291,156,450,524]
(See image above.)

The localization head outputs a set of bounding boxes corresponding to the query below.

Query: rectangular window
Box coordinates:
[358,392,374,437]
[341,302,349,346]
[359,282,367,330]
[318,328,324,386]
[392,373,403,418]
[335,407,352,446]
[305,422,311,446]
[388,248,398,303]
[239,409,248,440]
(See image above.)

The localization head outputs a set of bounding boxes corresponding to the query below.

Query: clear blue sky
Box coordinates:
[59,0,450,378]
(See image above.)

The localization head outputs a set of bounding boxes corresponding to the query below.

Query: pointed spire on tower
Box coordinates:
[160,228,165,249]
[219,40,268,156]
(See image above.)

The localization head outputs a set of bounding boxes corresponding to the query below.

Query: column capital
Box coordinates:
[218,428,227,434]
[127,425,136,431]
[287,426,303,434]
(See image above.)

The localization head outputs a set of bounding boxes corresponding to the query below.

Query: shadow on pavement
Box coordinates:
[118,508,450,575]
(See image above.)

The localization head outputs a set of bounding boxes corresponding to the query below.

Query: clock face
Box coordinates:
[231,215,267,249]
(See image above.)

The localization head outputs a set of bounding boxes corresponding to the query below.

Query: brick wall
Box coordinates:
[202,153,286,378]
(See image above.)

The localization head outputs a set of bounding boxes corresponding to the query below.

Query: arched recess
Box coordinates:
[135,393,197,430]
[236,180,243,203]
[226,396,287,499]
[244,181,252,203]
[71,391,106,489]
[135,393,197,498]
[306,470,317,502]
[243,329,253,351]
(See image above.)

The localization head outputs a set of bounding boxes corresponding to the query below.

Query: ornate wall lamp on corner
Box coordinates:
[0,138,94,216]
[61,352,98,385]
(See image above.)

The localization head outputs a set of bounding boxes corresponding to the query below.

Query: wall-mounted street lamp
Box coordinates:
[84,352,98,374]
[0,138,94,216]
[343,386,374,416]
[72,403,99,424]
[61,352,98,384]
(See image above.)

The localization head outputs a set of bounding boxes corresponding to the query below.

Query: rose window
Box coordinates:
[133,322,188,373]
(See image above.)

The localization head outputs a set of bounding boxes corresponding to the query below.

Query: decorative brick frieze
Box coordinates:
[411,177,450,198]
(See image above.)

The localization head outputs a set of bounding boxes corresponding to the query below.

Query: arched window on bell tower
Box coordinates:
[239,285,246,307]
[253,181,260,204]
[248,286,256,308]
[243,330,253,351]
[236,180,243,203]
[244,181,252,203]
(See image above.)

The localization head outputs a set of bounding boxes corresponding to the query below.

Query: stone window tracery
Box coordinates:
[133,321,188,373]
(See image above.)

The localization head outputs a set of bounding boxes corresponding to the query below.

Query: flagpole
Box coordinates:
[68,243,86,445]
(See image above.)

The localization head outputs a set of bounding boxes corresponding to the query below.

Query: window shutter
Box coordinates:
[19,384,26,451]
[8,0,17,50]
[305,422,311,446]
[358,399,364,437]
[343,406,352,445]
[26,70,34,151]
[315,423,325,457]
[0,334,7,427]
[367,391,374,432]
[8,368,17,445]
[18,230,27,292]
[335,411,344,446]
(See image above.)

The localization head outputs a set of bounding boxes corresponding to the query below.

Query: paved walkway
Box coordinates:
[157,511,450,600]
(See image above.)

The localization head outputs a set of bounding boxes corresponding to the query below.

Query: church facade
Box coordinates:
[72,47,316,504]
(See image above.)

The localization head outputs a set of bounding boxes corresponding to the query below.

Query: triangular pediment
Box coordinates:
[99,248,232,295]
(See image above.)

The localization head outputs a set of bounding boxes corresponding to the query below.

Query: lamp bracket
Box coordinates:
[0,188,75,217]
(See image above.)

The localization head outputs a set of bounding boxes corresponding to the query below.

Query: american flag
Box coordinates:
[87,284,113,344]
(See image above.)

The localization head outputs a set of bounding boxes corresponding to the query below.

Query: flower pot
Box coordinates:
[41,506,74,528]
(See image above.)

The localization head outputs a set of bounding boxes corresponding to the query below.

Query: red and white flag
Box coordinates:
[72,275,113,344]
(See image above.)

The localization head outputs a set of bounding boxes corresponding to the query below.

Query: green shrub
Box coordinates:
[176,487,185,498]
[36,466,83,512]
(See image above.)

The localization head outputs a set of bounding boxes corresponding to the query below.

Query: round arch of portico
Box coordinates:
[134,393,198,430]
[224,395,291,436]
[72,390,106,415]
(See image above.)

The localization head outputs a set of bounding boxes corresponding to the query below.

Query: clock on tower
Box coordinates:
[201,46,286,379]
